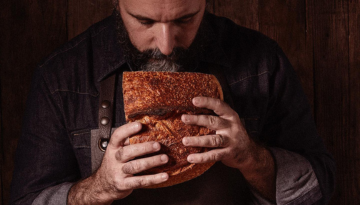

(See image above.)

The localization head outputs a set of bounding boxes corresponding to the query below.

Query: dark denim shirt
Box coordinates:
[10,12,335,205]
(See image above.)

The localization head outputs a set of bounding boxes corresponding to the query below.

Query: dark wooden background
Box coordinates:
[0,0,359,204]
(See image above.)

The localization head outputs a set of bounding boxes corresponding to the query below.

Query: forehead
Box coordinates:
[120,0,205,21]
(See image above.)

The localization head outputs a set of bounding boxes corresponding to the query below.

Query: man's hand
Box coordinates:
[181,97,276,201]
[68,122,169,205]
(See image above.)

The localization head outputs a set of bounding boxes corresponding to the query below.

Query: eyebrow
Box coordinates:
[127,9,201,22]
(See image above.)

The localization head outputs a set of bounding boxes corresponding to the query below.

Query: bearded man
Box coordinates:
[10,0,335,204]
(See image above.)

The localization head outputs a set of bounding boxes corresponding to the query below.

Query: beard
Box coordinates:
[113,9,210,72]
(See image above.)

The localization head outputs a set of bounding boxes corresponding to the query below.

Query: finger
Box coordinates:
[192,97,237,120]
[122,154,169,174]
[116,142,162,162]
[108,122,142,148]
[182,114,229,130]
[183,134,227,148]
[121,173,169,190]
[187,149,228,164]
[124,137,130,146]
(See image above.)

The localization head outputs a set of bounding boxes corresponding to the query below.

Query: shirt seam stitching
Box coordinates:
[50,89,99,97]
[73,132,91,136]
[39,25,110,68]
[229,71,270,85]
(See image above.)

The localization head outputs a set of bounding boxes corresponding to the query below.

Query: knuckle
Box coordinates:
[115,148,124,161]
[136,178,146,187]
[124,180,136,189]
[210,135,223,147]
[211,152,224,161]
[210,135,218,146]
[210,153,217,161]
[114,178,127,191]
[219,135,225,146]
[132,161,141,171]
[132,178,147,188]
[122,161,140,174]
[122,164,133,174]
[208,115,218,126]
[218,152,225,160]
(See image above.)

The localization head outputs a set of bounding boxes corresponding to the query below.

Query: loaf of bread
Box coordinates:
[123,71,223,188]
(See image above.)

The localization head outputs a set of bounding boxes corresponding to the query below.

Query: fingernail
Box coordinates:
[161,155,168,162]
[182,115,189,123]
[153,142,160,150]
[134,122,141,129]
[182,137,188,145]
[161,173,168,180]
[188,156,194,163]
[192,97,200,105]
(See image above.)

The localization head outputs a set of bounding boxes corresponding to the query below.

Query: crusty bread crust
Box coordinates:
[123,72,223,188]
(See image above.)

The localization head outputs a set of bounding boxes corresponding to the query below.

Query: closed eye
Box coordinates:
[127,9,200,27]
[174,17,193,24]
[139,19,155,25]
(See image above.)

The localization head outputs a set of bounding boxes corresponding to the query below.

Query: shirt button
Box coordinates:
[101,100,110,109]
[101,117,109,125]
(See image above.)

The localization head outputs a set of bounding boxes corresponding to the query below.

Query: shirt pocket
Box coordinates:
[70,129,92,178]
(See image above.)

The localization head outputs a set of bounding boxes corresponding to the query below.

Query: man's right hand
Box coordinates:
[67,122,169,205]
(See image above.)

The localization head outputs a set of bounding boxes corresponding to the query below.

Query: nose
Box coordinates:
[155,24,175,56]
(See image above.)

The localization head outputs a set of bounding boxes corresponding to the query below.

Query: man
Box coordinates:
[10,0,335,204]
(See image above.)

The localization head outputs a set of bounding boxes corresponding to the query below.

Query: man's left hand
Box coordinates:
[182,96,276,201]
[181,96,256,170]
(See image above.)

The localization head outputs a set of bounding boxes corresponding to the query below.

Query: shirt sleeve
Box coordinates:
[255,44,336,204]
[272,147,322,204]
[249,148,321,205]
[9,68,80,205]
[32,182,74,205]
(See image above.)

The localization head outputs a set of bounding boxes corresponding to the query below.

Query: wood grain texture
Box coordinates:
[309,0,355,204]
[0,86,3,205]
[67,0,113,39]
[0,1,68,204]
[207,0,259,30]
[259,0,314,110]
[348,0,360,202]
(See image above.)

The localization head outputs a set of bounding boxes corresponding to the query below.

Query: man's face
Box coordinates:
[116,0,207,71]
[118,0,206,55]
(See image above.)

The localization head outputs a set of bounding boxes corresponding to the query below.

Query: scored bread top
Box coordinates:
[123,71,223,120]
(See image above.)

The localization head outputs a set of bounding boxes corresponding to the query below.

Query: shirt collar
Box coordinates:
[92,13,127,82]
[198,12,231,69]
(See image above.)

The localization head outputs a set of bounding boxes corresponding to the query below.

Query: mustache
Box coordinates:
[138,47,187,61]
[137,48,186,72]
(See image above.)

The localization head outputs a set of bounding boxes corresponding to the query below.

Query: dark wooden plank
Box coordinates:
[67,0,113,40]
[0,1,68,204]
[0,88,3,205]
[348,0,360,202]
[207,0,259,30]
[309,0,354,204]
[259,0,314,110]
